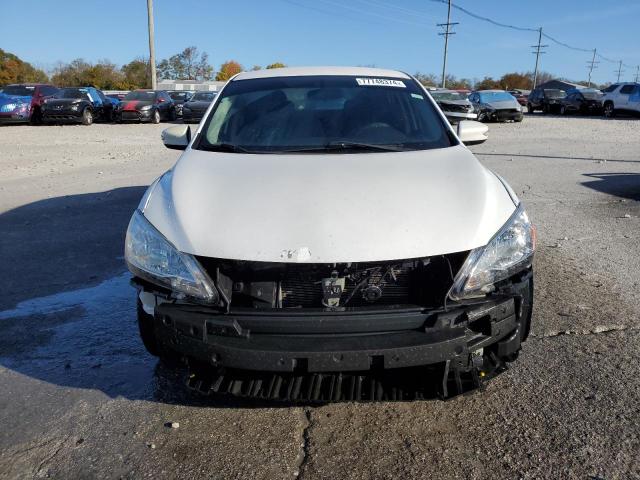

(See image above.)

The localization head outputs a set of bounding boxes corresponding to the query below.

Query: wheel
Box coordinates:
[603,102,615,118]
[151,109,161,124]
[137,299,183,367]
[81,108,93,125]
[515,115,523,123]
[476,112,486,122]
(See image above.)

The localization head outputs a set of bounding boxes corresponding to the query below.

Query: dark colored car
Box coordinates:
[428,89,477,123]
[168,91,194,117]
[527,88,566,113]
[559,88,603,115]
[508,89,529,107]
[182,91,217,123]
[115,90,176,123]
[106,92,127,102]
[42,87,114,125]
[468,90,524,122]
[0,83,58,124]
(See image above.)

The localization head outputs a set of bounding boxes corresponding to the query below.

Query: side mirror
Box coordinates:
[457,120,488,145]
[162,125,191,150]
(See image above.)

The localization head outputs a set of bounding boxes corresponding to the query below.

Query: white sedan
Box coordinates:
[125,66,534,401]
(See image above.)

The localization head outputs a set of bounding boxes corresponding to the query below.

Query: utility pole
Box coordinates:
[615,60,624,83]
[634,65,639,83]
[147,0,157,89]
[586,49,599,88]
[531,27,547,89]
[437,0,458,88]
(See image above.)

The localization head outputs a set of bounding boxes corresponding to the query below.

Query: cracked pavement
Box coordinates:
[0,116,639,479]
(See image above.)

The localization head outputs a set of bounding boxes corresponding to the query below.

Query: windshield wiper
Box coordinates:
[281,141,408,153]
[199,143,253,153]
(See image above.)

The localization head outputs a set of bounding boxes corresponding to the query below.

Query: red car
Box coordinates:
[508,90,529,107]
[0,83,58,124]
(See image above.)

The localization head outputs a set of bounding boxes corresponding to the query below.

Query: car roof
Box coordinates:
[475,89,507,93]
[234,66,410,81]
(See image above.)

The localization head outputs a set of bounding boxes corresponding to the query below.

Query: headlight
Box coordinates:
[140,105,152,111]
[70,104,80,111]
[448,204,536,300]
[125,210,219,303]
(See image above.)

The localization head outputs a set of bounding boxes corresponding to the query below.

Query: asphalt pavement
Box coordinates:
[0,116,638,479]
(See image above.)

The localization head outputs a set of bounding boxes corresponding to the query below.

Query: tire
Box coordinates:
[560,105,566,115]
[603,102,615,118]
[515,115,523,123]
[81,108,93,126]
[151,109,161,124]
[526,103,533,113]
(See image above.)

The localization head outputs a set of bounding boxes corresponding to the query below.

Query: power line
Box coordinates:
[437,0,458,88]
[427,0,536,32]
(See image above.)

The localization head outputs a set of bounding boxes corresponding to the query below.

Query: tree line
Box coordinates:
[1,47,607,91]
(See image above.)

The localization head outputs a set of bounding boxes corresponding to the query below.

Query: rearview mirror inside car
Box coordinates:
[457,120,488,145]
[162,125,191,150]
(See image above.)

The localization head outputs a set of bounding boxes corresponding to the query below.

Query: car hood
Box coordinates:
[437,99,471,107]
[184,101,212,109]
[142,145,516,263]
[485,99,520,109]
[44,98,83,107]
[121,100,153,111]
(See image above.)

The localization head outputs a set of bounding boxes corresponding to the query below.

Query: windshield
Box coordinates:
[55,88,89,100]
[478,91,515,103]
[430,91,465,101]
[192,92,216,102]
[3,85,35,97]
[580,89,603,100]
[123,91,156,101]
[169,92,190,101]
[196,75,454,153]
[544,89,565,98]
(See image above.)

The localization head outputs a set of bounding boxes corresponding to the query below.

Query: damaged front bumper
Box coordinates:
[136,271,532,375]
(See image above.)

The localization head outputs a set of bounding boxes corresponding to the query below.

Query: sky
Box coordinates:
[2,0,640,85]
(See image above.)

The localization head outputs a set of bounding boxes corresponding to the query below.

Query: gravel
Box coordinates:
[0,115,639,479]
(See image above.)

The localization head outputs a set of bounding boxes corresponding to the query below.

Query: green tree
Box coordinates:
[157,47,213,80]
[266,62,286,69]
[474,76,501,90]
[121,58,151,89]
[215,60,243,81]
[0,49,48,85]
[251,65,262,71]
[413,72,438,87]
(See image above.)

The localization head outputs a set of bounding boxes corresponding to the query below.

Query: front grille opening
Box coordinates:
[197,252,469,311]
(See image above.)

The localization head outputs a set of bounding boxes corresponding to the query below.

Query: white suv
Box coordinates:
[602,82,640,117]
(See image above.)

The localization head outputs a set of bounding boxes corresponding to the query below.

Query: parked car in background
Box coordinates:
[558,88,603,115]
[0,83,58,124]
[182,91,217,123]
[601,82,640,118]
[168,91,194,117]
[508,89,529,107]
[105,92,127,102]
[527,88,566,113]
[114,90,176,123]
[469,90,523,122]
[428,89,477,123]
[126,66,534,401]
[42,87,114,125]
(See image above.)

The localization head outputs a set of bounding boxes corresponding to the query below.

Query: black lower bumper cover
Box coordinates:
[149,275,532,400]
